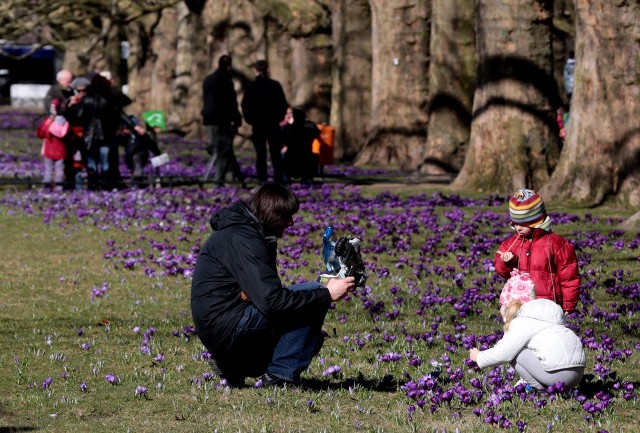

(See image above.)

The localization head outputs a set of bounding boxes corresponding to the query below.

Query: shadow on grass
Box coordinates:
[578,373,640,398]
[300,372,401,393]
[0,428,37,432]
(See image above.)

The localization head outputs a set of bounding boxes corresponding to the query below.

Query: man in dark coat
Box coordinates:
[191,184,355,387]
[241,60,289,184]
[202,54,244,186]
[43,69,74,115]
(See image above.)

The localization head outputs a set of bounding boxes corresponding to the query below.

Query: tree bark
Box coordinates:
[355,0,430,170]
[541,0,640,207]
[420,0,475,175]
[453,0,562,193]
[330,0,372,160]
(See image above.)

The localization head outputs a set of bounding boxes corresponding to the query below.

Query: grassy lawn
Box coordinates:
[1,122,639,432]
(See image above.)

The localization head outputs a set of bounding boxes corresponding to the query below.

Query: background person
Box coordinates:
[241,60,289,184]
[281,107,320,183]
[118,114,162,180]
[43,69,74,115]
[191,183,355,387]
[563,51,576,102]
[494,189,580,314]
[201,54,244,187]
[70,74,127,190]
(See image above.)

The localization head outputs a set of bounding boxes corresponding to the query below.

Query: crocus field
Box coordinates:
[1,111,639,432]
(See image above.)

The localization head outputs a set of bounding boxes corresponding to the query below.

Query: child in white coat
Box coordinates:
[469,270,585,390]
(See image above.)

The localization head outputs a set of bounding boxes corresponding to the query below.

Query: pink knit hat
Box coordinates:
[499,269,536,309]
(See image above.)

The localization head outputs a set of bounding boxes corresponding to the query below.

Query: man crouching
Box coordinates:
[191,183,355,387]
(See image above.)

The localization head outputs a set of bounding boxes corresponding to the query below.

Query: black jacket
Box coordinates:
[190,201,331,354]
[43,84,75,115]
[201,68,242,128]
[241,74,288,127]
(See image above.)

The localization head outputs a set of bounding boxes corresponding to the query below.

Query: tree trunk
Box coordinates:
[541,0,640,207]
[330,0,372,160]
[420,0,475,175]
[170,3,207,135]
[552,0,575,107]
[453,0,562,193]
[116,10,177,126]
[355,0,430,170]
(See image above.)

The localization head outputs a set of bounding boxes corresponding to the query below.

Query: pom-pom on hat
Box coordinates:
[509,188,552,231]
[500,269,536,309]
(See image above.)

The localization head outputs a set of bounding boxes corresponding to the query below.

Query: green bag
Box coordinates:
[142,110,166,130]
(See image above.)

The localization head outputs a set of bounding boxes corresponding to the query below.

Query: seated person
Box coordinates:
[118,115,162,179]
[281,107,320,183]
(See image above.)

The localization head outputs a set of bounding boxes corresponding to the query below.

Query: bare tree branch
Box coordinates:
[0,0,182,54]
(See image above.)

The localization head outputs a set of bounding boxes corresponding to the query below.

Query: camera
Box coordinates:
[334,236,367,287]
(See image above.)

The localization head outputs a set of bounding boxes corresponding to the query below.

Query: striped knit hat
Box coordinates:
[509,189,552,231]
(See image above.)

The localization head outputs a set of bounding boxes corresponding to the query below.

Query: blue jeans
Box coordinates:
[223,282,329,382]
[87,145,109,175]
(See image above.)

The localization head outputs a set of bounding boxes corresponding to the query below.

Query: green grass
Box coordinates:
[1,129,639,432]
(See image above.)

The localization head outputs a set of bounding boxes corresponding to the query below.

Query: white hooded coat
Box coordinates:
[476,299,585,371]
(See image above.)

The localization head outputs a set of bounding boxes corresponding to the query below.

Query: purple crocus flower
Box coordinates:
[105,374,119,385]
[135,385,148,397]
[42,377,52,390]
[322,365,342,377]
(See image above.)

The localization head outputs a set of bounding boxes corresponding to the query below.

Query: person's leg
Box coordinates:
[213,126,233,186]
[226,133,244,183]
[74,170,85,191]
[53,159,65,185]
[205,124,216,156]
[86,148,98,191]
[266,124,284,183]
[252,127,268,183]
[512,348,584,390]
[43,157,54,185]
[99,145,110,176]
[209,305,275,386]
[63,141,76,190]
[132,153,143,178]
[266,281,330,383]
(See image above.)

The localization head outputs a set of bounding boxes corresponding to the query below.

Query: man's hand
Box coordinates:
[326,276,356,301]
[497,251,514,262]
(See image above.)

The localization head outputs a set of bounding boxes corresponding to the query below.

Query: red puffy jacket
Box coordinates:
[494,229,580,312]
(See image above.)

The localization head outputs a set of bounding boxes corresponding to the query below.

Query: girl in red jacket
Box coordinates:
[494,189,580,314]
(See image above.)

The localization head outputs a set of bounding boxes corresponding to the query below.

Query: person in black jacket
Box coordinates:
[202,55,244,187]
[191,184,356,387]
[69,74,130,190]
[241,60,289,184]
[281,107,321,183]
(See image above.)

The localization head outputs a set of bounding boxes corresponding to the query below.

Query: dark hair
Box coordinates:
[218,54,232,69]
[254,60,269,73]
[292,107,306,124]
[246,183,299,235]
